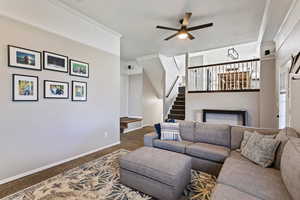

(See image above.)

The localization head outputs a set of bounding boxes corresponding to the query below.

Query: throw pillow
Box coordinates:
[241,132,280,167]
[165,119,176,123]
[154,123,161,139]
[160,122,182,142]
[240,131,276,151]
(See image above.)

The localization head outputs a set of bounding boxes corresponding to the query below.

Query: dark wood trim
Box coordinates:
[290,52,300,73]
[173,57,180,70]
[202,109,247,126]
[188,58,260,69]
[292,77,300,80]
[188,89,260,93]
[166,76,180,98]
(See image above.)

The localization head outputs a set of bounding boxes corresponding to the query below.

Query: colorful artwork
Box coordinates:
[70,60,89,78]
[75,85,85,97]
[18,80,34,96]
[72,63,87,74]
[8,45,41,70]
[13,74,38,101]
[16,51,35,66]
[44,81,69,99]
[72,81,87,101]
[50,84,65,96]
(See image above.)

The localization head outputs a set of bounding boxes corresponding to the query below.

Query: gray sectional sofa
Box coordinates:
[144,121,300,200]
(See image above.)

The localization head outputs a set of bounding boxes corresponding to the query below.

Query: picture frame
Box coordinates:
[72,81,87,101]
[8,45,42,71]
[44,80,69,99]
[43,51,68,73]
[12,74,39,101]
[69,59,89,78]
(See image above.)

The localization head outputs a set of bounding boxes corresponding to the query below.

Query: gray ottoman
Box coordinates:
[120,147,191,200]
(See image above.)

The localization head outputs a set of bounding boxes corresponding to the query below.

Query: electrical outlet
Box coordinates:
[104,132,108,137]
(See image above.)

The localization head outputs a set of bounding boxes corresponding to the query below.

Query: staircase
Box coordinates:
[168,87,185,120]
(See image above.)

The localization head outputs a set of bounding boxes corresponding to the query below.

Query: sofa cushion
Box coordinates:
[179,121,195,142]
[274,127,299,169]
[218,157,291,200]
[212,183,260,200]
[231,126,279,150]
[241,131,280,167]
[186,142,230,163]
[153,139,192,153]
[120,147,191,186]
[281,138,300,200]
[194,123,230,147]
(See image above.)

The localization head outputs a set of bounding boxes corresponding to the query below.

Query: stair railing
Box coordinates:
[166,76,180,98]
[188,58,260,93]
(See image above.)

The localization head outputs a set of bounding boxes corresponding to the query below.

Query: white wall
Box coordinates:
[128,74,143,117]
[275,0,300,131]
[0,16,120,182]
[143,73,163,126]
[190,42,259,65]
[0,0,121,56]
[120,60,129,117]
[259,58,277,128]
[186,92,260,126]
[186,42,277,128]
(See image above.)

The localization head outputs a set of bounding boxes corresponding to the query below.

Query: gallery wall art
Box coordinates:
[44,80,69,99]
[8,45,89,102]
[43,51,68,73]
[8,45,42,71]
[72,81,87,101]
[70,59,89,78]
[12,74,39,101]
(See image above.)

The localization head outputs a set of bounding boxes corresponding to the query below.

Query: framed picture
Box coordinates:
[72,81,87,101]
[69,59,89,78]
[8,45,42,71]
[43,51,68,73]
[13,74,39,101]
[44,80,69,99]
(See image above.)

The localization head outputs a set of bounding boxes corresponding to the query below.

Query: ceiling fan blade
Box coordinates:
[187,32,195,40]
[156,26,180,31]
[182,12,192,26]
[164,32,180,41]
[187,23,214,31]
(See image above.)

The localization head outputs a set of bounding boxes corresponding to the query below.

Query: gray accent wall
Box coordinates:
[0,16,120,181]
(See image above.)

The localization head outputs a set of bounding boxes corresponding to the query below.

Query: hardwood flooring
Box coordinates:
[0,126,154,199]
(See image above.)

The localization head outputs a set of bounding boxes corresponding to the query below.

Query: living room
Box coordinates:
[0,0,299,200]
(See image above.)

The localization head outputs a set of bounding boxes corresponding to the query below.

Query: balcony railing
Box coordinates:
[188,58,260,93]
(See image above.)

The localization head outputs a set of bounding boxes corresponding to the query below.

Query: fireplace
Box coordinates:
[202,109,247,126]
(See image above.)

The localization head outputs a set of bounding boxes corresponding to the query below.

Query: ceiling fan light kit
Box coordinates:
[156,12,213,41]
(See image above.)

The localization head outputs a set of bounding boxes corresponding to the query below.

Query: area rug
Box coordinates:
[2,149,216,200]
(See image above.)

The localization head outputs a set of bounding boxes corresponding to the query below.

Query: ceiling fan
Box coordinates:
[156,12,213,41]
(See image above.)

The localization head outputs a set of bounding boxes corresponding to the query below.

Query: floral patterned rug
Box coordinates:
[2,149,216,200]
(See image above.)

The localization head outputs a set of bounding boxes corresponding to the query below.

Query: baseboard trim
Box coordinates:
[124,126,143,133]
[0,141,120,185]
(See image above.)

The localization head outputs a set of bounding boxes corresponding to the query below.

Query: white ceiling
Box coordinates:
[58,0,278,60]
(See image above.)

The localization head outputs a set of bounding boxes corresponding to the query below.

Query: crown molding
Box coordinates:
[274,0,298,50]
[48,0,122,38]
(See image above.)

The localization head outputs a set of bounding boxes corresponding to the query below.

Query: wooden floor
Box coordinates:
[0,126,154,199]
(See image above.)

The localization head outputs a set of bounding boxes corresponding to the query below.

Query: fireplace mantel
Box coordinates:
[202,109,247,126]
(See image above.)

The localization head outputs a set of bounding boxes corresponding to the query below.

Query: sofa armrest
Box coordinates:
[144,132,158,147]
